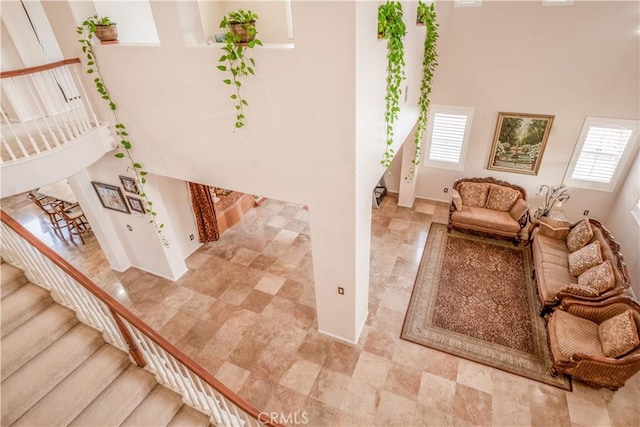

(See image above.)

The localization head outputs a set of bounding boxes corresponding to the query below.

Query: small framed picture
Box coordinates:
[92,182,130,214]
[126,196,146,214]
[119,175,139,194]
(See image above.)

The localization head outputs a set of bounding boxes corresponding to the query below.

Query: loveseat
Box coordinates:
[448,177,528,244]
[531,217,631,314]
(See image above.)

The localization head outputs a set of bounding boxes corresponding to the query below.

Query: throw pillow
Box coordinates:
[485,185,521,212]
[598,311,640,358]
[458,183,490,208]
[451,189,463,211]
[510,199,528,222]
[538,217,571,240]
[560,283,600,297]
[566,219,593,252]
[577,260,616,294]
[568,241,603,276]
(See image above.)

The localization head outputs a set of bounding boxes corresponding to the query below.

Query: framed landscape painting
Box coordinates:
[487,112,554,175]
[92,182,130,214]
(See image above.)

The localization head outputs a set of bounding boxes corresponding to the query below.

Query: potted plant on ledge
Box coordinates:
[83,15,118,43]
[217,9,262,129]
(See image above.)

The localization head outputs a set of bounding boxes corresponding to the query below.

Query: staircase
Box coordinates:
[1,261,212,427]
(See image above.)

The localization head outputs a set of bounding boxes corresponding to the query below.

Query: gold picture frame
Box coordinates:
[487,112,554,175]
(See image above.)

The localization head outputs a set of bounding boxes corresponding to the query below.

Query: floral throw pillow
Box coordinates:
[485,186,521,212]
[451,189,463,211]
[598,311,640,358]
[458,183,490,208]
[566,219,593,252]
[568,241,602,276]
[577,260,616,294]
[560,283,600,297]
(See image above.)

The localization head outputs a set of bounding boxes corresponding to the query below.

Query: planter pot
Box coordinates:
[229,20,256,44]
[95,24,118,42]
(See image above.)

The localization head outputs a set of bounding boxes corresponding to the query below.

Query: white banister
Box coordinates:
[1,59,102,164]
[0,215,277,427]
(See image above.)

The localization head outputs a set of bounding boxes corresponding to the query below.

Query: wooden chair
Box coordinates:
[547,296,640,390]
[52,202,91,244]
[27,192,67,237]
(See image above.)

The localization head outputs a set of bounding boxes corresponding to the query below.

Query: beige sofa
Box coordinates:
[448,177,529,244]
[531,218,631,314]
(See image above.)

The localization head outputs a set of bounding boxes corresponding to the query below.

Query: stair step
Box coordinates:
[0,262,29,298]
[121,384,184,427]
[1,324,104,425]
[12,343,131,427]
[1,303,78,381]
[1,282,52,337]
[69,364,158,426]
[169,405,211,427]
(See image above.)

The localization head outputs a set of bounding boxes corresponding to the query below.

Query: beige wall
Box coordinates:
[389,1,639,225]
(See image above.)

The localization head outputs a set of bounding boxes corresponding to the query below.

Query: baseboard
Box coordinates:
[128,263,188,282]
[318,314,367,345]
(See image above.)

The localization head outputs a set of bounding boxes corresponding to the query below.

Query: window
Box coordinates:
[423,105,474,170]
[632,198,640,226]
[566,117,639,191]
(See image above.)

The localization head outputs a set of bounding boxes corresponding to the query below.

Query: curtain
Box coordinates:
[188,182,220,243]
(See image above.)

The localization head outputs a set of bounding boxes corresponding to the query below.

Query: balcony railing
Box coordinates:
[1,211,280,427]
[1,58,100,164]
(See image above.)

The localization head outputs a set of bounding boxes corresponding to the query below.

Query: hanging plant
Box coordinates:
[378,0,406,169]
[405,1,439,182]
[217,10,262,129]
[77,17,169,247]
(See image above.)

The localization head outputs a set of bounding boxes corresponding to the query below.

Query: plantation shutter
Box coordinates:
[570,126,633,184]
[428,112,468,163]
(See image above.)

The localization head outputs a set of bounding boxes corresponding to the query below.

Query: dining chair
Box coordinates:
[27,192,67,237]
[52,202,92,245]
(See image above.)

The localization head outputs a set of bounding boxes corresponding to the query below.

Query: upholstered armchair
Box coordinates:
[546,296,640,390]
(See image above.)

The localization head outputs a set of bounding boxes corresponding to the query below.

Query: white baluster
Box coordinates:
[71,63,99,127]
[24,72,61,148]
[0,108,29,158]
[28,73,70,144]
[2,133,18,162]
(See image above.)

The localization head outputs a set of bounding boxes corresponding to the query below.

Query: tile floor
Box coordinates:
[2,192,639,427]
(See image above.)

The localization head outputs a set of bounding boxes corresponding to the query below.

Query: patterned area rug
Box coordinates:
[401,224,571,390]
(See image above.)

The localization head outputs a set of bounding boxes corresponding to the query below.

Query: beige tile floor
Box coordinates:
[2,192,639,427]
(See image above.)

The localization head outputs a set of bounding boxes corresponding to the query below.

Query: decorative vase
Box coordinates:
[230,21,256,44]
[95,24,118,42]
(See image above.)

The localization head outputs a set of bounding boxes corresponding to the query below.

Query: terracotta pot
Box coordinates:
[95,24,118,42]
[229,21,256,44]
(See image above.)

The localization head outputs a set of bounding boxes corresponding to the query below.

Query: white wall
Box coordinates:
[606,153,640,296]
[93,1,159,44]
[408,1,639,220]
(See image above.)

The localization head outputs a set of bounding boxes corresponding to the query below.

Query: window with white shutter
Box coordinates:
[423,105,474,170]
[567,117,639,191]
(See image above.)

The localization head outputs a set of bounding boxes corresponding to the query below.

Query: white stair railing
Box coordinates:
[1,59,100,164]
[1,212,279,427]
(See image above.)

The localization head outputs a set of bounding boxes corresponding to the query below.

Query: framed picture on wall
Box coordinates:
[126,196,146,214]
[119,175,139,194]
[92,182,130,214]
[487,112,554,175]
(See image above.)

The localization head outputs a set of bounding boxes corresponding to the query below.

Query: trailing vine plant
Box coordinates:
[217,10,262,129]
[77,16,169,247]
[378,0,406,169]
[405,1,439,182]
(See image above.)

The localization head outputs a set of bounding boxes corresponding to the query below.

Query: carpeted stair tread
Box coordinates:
[121,384,185,427]
[1,282,53,337]
[1,303,78,381]
[1,323,105,425]
[168,404,211,427]
[69,365,158,426]
[0,262,29,298]
[12,344,131,427]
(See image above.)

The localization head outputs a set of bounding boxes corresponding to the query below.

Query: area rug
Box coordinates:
[401,223,571,390]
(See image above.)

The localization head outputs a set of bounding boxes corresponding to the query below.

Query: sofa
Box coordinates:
[547,296,640,390]
[448,177,529,244]
[531,217,631,314]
